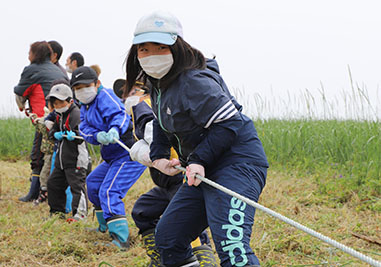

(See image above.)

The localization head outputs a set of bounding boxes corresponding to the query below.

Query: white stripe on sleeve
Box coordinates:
[204,100,237,128]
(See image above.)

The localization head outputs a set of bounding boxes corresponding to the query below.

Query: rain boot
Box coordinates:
[19,174,40,202]
[107,216,130,250]
[192,245,218,267]
[142,229,162,267]
[87,208,108,233]
[167,255,200,267]
[95,209,108,233]
[65,186,72,213]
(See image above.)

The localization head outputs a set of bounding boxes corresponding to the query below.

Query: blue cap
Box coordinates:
[133,11,183,45]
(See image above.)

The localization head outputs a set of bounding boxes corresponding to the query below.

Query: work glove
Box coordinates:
[96,131,109,145]
[106,128,119,144]
[152,158,182,176]
[130,139,152,167]
[186,163,204,187]
[66,130,76,141]
[54,131,65,141]
[29,113,38,125]
[15,94,26,111]
[45,120,54,130]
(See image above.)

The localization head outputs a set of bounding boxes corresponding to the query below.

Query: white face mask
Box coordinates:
[124,95,141,115]
[66,65,73,73]
[55,105,69,114]
[138,54,174,79]
[75,86,98,104]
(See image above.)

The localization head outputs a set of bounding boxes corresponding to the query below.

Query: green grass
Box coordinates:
[0,118,380,209]
[255,119,381,209]
[1,161,379,266]
[0,118,35,160]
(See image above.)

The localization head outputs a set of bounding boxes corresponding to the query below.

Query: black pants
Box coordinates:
[30,130,44,175]
[48,167,88,216]
[132,182,181,235]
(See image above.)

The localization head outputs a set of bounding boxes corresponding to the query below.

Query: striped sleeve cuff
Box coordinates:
[204,100,238,128]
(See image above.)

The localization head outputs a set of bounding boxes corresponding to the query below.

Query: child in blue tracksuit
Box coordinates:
[126,11,269,267]
[70,66,146,249]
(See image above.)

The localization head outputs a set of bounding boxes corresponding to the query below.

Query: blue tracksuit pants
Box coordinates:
[155,162,267,267]
[86,155,146,220]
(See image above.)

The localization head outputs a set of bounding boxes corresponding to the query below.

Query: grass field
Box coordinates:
[0,161,380,266]
[0,118,380,266]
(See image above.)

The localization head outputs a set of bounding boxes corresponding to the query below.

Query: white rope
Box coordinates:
[61,134,85,140]
[61,135,127,154]
[113,138,131,153]
[174,165,381,267]
[65,133,380,266]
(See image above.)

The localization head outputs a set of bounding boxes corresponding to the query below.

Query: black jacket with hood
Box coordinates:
[49,103,89,170]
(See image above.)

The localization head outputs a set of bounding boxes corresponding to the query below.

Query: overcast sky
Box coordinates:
[1,0,381,119]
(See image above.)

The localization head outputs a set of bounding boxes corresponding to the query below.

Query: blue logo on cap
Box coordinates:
[155,21,164,27]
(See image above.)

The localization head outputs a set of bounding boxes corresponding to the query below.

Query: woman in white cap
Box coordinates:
[126,11,269,267]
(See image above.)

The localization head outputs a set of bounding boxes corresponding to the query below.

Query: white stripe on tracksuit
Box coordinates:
[106,161,127,214]
[204,100,238,128]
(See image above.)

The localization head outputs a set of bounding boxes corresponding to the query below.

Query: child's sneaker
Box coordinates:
[34,190,48,205]
[66,213,87,223]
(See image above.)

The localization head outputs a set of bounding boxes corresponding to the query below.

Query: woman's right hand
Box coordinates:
[152,158,182,176]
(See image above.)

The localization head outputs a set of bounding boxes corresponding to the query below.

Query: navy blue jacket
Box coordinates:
[150,59,269,177]
[79,88,134,162]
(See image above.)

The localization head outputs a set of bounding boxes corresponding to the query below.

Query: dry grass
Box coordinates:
[0,161,380,267]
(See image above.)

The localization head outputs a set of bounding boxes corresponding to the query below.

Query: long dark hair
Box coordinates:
[125,37,206,95]
[30,41,53,64]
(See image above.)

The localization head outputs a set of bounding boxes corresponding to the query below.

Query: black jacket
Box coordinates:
[50,104,89,170]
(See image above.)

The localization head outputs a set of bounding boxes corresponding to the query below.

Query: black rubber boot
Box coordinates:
[192,245,218,267]
[19,175,40,202]
[167,255,200,267]
[141,229,163,267]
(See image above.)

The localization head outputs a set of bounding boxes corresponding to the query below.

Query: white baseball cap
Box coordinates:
[46,84,73,100]
[133,10,183,45]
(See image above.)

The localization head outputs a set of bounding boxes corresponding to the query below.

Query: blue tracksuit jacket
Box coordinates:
[79,88,134,162]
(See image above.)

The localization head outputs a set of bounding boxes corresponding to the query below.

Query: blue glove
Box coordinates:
[96,131,109,145]
[54,131,64,141]
[66,130,76,141]
[106,128,119,144]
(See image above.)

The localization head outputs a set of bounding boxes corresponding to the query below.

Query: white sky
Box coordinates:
[1,0,381,119]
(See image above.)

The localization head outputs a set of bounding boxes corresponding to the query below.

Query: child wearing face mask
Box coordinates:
[46,83,89,221]
[126,11,268,267]
[70,66,146,249]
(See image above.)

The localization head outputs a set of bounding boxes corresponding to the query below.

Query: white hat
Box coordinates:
[46,84,73,100]
[133,10,183,45]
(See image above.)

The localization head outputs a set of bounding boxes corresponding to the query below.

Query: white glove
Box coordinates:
[144,120,153,145]
[45,120,54,130]
[130,139,152,167]
[186,163,204,186]
[152,158,182,176]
